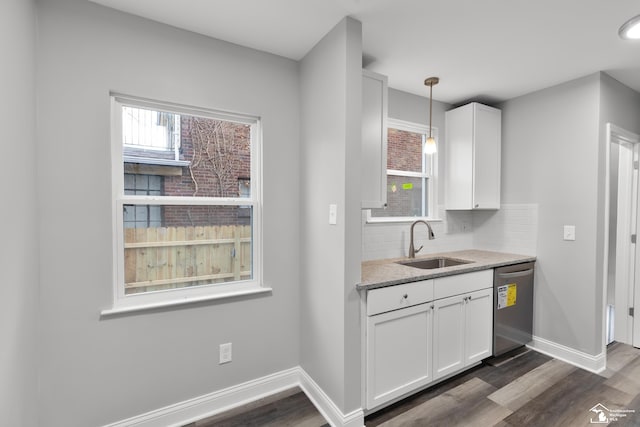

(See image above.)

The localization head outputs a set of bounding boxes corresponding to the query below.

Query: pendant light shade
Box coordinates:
[619,14,640,39]
[424,136,437,154]
[424,77,439,154]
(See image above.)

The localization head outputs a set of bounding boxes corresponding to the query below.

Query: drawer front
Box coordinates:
[367,280,434,316]
[434,270,493,300]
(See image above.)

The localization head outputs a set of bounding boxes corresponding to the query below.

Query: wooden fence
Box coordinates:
[124,225,251,294]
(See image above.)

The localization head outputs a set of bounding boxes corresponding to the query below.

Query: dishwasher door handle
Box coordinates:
[496,268,534,279]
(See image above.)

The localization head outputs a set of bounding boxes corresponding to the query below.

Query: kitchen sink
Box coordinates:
[396,257,473,270]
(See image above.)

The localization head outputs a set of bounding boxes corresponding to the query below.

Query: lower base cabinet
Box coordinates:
[433,287,493,380]
[366,303,433,409]
[432,294,465,379]
[464,288,493,364]
[365,270,493,411]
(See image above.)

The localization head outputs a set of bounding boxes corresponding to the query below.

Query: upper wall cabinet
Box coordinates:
[445,102,501,210]
[362,70,388,209]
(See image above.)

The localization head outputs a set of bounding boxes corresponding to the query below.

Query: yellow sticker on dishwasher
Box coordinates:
[497,283,517,309]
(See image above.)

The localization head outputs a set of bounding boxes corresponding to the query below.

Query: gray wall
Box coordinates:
[500,72,640,357]
[599,73,640,137]
[36,1,301,425]
[388,88,452,200]
[0,0,38,426]
[500,74,602,355]
[299,17,363,413]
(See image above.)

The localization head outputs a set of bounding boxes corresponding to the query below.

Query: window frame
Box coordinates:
[366,118,439,223]
[104,94,267,315]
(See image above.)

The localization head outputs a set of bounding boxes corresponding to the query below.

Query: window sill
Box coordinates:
[100,286,272,317]
[123,155,191,168]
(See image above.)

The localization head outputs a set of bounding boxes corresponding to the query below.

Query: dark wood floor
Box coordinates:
[185,342,640,426]
[182,387,329,427]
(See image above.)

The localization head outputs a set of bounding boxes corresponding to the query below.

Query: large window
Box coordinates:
[370,119,437,221]
[108,95,264,312]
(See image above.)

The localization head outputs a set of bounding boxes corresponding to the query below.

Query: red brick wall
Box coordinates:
[163,205,250,227]
[387,127,422,172]
[163,117,250,197]
[163,116,252,226]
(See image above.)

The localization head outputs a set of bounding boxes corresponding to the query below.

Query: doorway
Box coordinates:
[606,123,640,347]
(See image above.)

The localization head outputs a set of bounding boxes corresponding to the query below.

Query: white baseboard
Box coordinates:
[298,368,365,427]
[102,367,364,427]
[528,335,606,374]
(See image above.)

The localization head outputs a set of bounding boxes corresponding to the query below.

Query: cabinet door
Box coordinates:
[361,70,388,209]
[433,295,465,380]
[445,102,501,210]
[444,103,474,210]
[366,303,432,409]
[472,104,501,209]
[464,288,494,365]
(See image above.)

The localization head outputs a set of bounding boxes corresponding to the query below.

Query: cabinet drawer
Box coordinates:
[434,270,492,300]
[367,280,434,316]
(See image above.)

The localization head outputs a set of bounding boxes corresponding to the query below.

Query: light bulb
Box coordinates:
[424,136,437,154]
[619,15,640,40]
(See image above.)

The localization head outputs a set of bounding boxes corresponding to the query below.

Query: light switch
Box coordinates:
[329,204,337,225]
[564,225,576,241]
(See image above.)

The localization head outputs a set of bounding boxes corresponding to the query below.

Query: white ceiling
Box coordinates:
[89,0,640,105]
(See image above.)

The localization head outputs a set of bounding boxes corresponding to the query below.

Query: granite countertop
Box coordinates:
[358,249,536,291]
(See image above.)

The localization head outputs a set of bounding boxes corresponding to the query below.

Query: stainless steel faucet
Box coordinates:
[408,220,435,258]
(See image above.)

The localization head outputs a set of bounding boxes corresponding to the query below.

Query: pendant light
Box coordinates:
[424,77,439,154]
[619,14,640,39]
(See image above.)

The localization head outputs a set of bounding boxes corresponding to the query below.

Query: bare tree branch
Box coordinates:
[188,117,237,198]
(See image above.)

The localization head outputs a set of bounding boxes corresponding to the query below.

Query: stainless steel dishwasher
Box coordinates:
[493,262,535,356]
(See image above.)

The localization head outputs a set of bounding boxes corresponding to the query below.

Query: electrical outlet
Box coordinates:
[329,204,337,225]
[563,225,576,241]
[219,343,232,364]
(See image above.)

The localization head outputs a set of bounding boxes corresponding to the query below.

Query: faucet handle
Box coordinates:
[415,245,423,254]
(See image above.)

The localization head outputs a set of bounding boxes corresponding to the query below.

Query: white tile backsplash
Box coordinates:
[362,204,538,261]
[362,206,474,261]
[472,204,538,256]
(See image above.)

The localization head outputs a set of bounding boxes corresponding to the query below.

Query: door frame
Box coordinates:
[603,123,640,350]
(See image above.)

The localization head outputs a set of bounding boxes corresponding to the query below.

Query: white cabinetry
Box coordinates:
[361,70,388,209]
[365,280,433,409]
[432,270,493,380]
[464,288,494,364]
[432,294,465,379]
[433,287,493,380]
[445,102,501,210]
[364,269,493,411]
[366,303,433,409]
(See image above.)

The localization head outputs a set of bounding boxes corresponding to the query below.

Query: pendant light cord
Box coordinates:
[429,82,433,139]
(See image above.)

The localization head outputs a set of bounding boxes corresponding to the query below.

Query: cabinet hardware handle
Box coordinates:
[431,304,434,309]
[475,204,479,208]
[403,294,408,299]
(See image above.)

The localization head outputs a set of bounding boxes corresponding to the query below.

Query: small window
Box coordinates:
[122,106,181,161]
[370,119,437,220]
[109,95,263,311]
[123,173,163,228]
